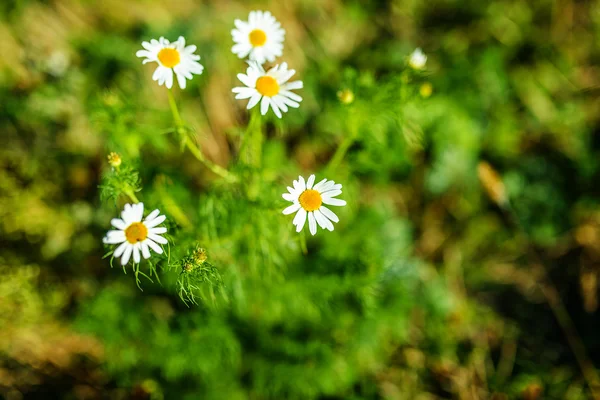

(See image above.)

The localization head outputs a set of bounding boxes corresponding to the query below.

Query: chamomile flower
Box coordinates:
[103,203,168,266]
[232,61,303,118]
[282,175,347,236]
[231,10,285,65]
[408,48,427,70]
[136,36,204,89]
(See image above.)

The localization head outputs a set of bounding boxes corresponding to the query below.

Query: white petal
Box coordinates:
[145,215,166,228]
[322,197,347,207]
[272,96,288,113]
[184,44,197,54]
[270,100,282,118]
[234,19,249,31]
[260,96,270,115]
[237,73,255,88]
[316,180,336,192]
[319,206,339,223]
[141,241,151,259]
[292,178,303,193]
[133,243,141,264]
[313,179,328,191]
[113,241,129,258]
[133,203,144,222]
[277,68,295,84]
[136,50,153,59]
[247,93,262,109]
[176,71,187,89]
[280,90,302,103]
[321,189,342,198]
[282,192,296,201]
[287,186,300,196]
[308,212,317,236]
[281,81,303,90]
[267,64,280,76]
[232,43,252,58]
[121,204,135,224]
[294,209,307,232]
[111,218,127,230]
[165,68,174,89]
[145,239,163,254]
[103,231,126,244]
[149,233,168,244]
[298,176,307,191]
[306,175,315,189]
[146,209,160,221]
[283,203,301,215]
[152,66,165,82]
[250,49,266,65]
[314,209,334,231]
[187,61,204,74]
[121,245,133,265]
[233,87,256,99]
[280,96,300,108]
[149,227,167,234]
[323,183,343,192]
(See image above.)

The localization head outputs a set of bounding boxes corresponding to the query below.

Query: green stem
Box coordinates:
[167,89,237,183]
[326,110,358,172]
[167,89,184,129]
[299,229,308,255]
[252,112,263,170]
[124,188,139,204]
[241,109,264,200]
[240,109,263,168]
[185,139,238,183]
[327,134,356,172]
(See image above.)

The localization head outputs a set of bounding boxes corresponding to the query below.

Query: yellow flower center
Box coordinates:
[299,189,322,212]
[249,29,267,46]
[256,76,280,97]
[125,222,148,244]
[157,48,180,68]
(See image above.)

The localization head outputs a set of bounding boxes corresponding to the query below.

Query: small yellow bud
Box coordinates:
[107,152,121,168]
[183,262,194,272]
[337,88,355,105]
[193,247,208,264]
[419,82,433,98]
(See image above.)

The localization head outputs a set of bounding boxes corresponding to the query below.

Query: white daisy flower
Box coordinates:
[232,61,303,118]
[282,175,347,236]
[136,36,204,89]
[408,48,427,70]
[231,10,285,65]
[103,203,168,266]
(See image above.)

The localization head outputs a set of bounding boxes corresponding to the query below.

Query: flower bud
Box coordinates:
[337,88,355,105]
[107,152,122,168]
[408,48,427,70]
[193,247,208,264]
[419,82,433,98]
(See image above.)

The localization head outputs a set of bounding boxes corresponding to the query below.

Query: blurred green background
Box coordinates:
[2,0,600,399]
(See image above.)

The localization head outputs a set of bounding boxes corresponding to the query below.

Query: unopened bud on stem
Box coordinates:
[107,152,122,168]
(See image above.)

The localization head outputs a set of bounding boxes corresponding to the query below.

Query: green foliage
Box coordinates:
[173,245,225,306]
[99,163,142,205]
